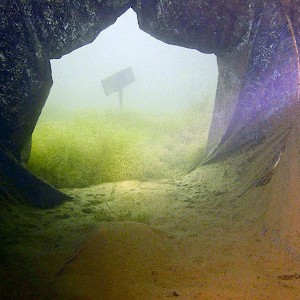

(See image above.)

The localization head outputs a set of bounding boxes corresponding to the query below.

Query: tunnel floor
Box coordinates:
[1,132,300,299]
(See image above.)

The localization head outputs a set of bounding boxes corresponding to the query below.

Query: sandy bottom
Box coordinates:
[51,221,300,300]
[1,125,300,299]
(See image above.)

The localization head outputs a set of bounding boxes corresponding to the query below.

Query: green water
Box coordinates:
[28,102,213,188]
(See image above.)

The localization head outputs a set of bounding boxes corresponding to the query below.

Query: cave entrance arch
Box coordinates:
[29,9,218,189]
[46,9,217,114]
[2,3,300,298]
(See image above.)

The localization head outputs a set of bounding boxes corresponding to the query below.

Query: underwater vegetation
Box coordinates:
[28,101,213,188]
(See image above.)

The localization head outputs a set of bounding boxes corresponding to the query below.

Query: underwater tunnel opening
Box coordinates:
[4,4,300,300]
[28,9,218,189]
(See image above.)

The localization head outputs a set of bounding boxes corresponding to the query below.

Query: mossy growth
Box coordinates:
[28,102,212,189]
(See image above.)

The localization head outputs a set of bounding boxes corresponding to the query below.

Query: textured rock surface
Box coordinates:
[0,0,133,207]
[1,0,300,207]
[133,0,300,161]
[205,1,298,160]
[134,0,254,54]
[0,0,133,161]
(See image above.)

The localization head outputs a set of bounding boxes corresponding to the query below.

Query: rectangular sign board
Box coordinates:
[101,67,135,96]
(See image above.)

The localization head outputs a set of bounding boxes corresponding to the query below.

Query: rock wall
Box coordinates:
[131,0,300,165]
[0,0,133,207]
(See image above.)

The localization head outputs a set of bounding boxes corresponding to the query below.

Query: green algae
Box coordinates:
[28,103,212,188]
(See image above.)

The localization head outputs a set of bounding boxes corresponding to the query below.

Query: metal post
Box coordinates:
[119,89,123,109]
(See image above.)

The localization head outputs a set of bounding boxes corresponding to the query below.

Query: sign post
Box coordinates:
[101,67,135,109]
[119,89,123,109]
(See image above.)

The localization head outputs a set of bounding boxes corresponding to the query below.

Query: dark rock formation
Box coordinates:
[133,0,300,162]
[0,0,133,207]
[1,0,300,207]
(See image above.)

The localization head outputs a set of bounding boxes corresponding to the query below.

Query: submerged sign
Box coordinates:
[101,67,135,109]
[101,67,135,97]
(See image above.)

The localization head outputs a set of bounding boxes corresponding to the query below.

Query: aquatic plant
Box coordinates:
[28,102,212,188]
